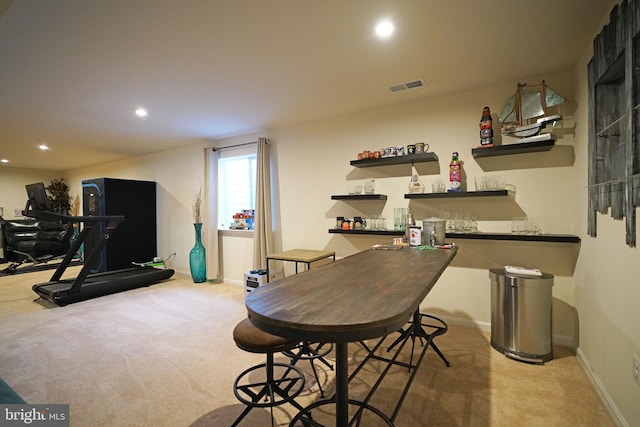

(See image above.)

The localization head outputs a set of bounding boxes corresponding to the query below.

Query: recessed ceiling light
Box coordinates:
[135,107,148,118]
[39,144,49,150]
[1,159,9,163]
[375,19,395,38]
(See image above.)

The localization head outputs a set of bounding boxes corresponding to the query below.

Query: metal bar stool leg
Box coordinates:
[419,313,450,367]
[283,342,334,398]
[231,319,307,426]
[387,311,451,370]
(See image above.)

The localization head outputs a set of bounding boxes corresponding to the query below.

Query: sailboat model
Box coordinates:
[499,80,565,142]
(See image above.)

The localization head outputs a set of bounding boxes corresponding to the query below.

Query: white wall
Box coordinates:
[0,168,62,219]
[2,73,581,329]
[210,71,580,340]
[214,43,639,424]
[62,143,209,275]
[234,70,580,337]
[570,2,640,424]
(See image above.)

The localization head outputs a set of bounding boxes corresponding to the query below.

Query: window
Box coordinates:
[217,146,256,230]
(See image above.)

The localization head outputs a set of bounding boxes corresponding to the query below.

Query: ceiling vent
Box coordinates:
[388,79,425,93]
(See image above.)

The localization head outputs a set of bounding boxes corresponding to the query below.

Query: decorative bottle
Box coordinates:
[404,210,415,243]
[189,223,207,283]
[479,106,494,147]
[449,151,462,192]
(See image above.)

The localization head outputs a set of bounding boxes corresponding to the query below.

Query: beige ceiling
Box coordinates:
[0,0,613,171]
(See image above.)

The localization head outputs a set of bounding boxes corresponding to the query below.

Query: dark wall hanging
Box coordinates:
[588,0,640,247]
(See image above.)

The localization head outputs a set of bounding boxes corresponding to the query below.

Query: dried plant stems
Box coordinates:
[193,187,203,224]
[71,194,81,217]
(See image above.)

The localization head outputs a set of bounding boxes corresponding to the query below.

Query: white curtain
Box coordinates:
[252,137,273,269]
[204,147,220,281]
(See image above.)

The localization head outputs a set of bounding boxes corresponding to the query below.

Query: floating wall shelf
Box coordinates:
[329,228,580,243]
[405,190,509,199]
[331,194,388,200]
[328,229,579,242]
[471,139,555,159]
[445,232,580,243]
[328,229,404,236]
[350,152,438,168]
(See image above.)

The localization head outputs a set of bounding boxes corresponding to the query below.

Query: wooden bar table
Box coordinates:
[246,246,458,426]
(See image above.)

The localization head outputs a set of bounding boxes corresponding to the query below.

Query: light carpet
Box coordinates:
[0,267,332,426]
[0,266,614,426]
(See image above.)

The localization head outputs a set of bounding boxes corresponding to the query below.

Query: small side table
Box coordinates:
[266,249,336,282]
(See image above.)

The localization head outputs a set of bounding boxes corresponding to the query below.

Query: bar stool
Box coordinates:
[231,318,306,427]
[386,310,450,369]
[282,341,334,397]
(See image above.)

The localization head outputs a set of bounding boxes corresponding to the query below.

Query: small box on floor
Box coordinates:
[244,270,268,294]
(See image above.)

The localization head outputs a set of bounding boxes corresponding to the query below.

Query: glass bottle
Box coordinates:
[449,151,462,192]
[405,210,415,243]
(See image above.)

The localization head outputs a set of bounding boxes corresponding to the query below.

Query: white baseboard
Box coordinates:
[576,348,628,427]
[551,333,574,348]
[435,314,491,332]
[435,314,575,349]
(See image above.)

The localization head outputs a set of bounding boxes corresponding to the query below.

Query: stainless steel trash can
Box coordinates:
[490,268,554,363]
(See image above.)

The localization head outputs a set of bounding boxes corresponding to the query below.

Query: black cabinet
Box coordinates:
[82,178,157,272]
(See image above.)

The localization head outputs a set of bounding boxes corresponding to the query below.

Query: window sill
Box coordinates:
[218,229,254,237]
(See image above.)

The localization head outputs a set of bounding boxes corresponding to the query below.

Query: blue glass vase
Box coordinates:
[189,223,207,283]
[70,223,84,260]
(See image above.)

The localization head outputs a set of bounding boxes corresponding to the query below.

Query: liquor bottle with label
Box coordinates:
[449,151,462,192]
[479,106,494,147]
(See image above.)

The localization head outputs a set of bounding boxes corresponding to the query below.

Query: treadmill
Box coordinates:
[24,182,175,305]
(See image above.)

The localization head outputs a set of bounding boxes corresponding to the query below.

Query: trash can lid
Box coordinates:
[490,267,554,280]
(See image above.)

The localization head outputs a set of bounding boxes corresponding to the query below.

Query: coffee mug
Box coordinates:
[407,144,416,154]
[353,216,366,229]
[415,142,430,153]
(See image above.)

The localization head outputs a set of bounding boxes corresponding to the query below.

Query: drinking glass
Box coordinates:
[348,181,362,194]
[485,176,497,190]
[369,215,378,230]
[474,176,486,191]
[462,212,473,232]
[511,217,524,234]
[443,211,453,232]
[393,208,406,231]
[378,216,387,230]
[469,215,478,233]
[450,212,462,232]
[525,217,539,235]
[431,179,446,193]
[363,178,375,195]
